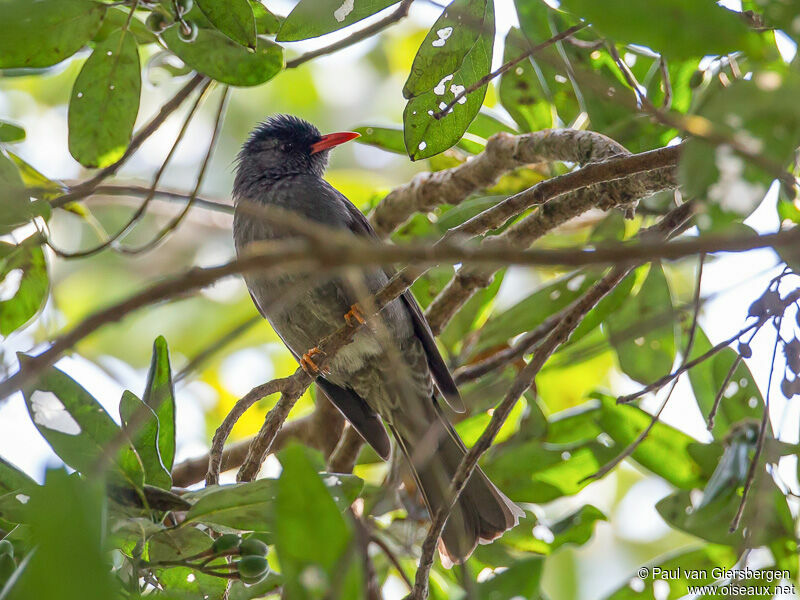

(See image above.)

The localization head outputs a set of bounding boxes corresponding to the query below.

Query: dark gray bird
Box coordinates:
[232,114,521,564]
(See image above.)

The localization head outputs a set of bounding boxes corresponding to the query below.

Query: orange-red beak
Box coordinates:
[310,131,360,154]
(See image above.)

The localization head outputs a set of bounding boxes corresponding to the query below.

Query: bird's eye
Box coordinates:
[280,142,292,152]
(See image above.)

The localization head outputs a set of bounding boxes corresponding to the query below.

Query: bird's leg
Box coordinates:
[300,347,326,376]
[344,303,367,328]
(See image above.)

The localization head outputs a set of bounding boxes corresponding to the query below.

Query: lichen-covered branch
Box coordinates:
[369,129,632,236]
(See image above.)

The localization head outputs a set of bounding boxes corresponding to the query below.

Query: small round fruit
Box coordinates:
[239,538,268,557]
[737,342,752,358]
[237,555,269,582]
[178,20,198,42]
[211,534,240,554]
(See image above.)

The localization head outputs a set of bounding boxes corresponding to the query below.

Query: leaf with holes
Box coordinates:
[0,237,48,337]
[20,363,144,488]
[277,0,399,41]
[403,0,495,160]
[68,29,141,168]
[0,0,106,68]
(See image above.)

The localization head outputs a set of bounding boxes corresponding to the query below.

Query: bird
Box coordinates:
[232,114,522,565]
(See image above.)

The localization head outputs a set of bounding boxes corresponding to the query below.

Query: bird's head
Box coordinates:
[235,114,359,188]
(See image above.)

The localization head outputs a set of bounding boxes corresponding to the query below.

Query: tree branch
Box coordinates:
[369,128,635,236]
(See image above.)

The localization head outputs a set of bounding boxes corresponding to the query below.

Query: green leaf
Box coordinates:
[196,0,257,48]
[143,336,176,472]
[4,151,62,203]
[229,572,283,600]
[148,526,213,563]
[68,29,141,168]
[476,556,543,598]
[353,125,406,154]
[656,469,794,546]
[250,1,282,35]
[163,27,283,86]
[184,472,362,531]
[499,28,553,132]
[403,0,495,160]
[679,76,800,211]
[546,401,602,445]
[4,470,120,600]
[0,122,24,143]
[603,545,737,599]
[0,0,106,68]
[277,0,399,41]
[0,458,36,496]
[92,6,157,45]
[484,438,617,502]
[548,504,607,552]
[275,445,361,600]
[21,364,144,487]
[605,263,676,384]
[0,151,42,236]
[595,394,706,488]
[0,237,48,336]
[559,0,760,60]
[475,270,598,353]
[686,328,761,439]
[119,391,172,490]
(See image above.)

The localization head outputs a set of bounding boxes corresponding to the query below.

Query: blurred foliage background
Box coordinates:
[1,0,800,598]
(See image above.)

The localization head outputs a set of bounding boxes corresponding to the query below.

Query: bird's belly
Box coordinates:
[247,272,393,374]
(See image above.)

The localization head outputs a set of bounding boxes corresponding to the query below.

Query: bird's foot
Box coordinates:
[300,347,326,377]
[344,303,367,328]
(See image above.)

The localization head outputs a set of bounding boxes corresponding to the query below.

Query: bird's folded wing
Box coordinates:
[332,183,465,413]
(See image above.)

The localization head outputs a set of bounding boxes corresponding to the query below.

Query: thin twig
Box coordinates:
[729,318,780,532]
[205,377,293,485]
[46,79,213,258]
[6,211,800,401]
[707,355,742,431]
[432,23,588,119]
[370,534,413,591]
[174,315,261,384]
[51,74,207,209]
[407,203,697,599]
[584,253,705,482]
[121,85,230,254]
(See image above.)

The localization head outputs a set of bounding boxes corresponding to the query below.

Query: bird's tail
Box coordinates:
[391,404,523,566]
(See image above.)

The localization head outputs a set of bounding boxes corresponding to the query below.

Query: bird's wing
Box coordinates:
[324,181,466,414]
[247,290,392,460]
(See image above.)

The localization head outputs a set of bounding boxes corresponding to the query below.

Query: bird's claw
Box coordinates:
[300,347,326,377]
[344,303,366,328]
